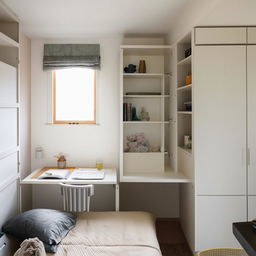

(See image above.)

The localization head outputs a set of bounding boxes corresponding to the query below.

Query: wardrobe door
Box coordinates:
[194,46,247,195]
[195,195,246,251]
[247,45,256,195]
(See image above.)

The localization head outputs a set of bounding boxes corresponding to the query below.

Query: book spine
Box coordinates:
[127,103,130,121]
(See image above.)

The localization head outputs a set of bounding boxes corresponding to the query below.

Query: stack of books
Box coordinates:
[123,103,132,121]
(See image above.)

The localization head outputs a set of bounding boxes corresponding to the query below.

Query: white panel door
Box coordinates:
[247,45,256,195]
[194,46,246,195]
[0,108,18,153]
[195,195,246,251]
[0,61,17,104]
[248,196,256,221]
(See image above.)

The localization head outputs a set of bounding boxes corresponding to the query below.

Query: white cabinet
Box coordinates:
[194,45,247,195]
[248,196,256,221]
[195,196,246,251]
[247,45,256,195]
[195,27,247,45]
[248,28,256,44]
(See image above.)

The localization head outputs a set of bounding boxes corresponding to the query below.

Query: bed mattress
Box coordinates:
[47,211,161,256]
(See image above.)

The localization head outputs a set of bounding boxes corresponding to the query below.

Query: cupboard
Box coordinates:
[192,27,256,251]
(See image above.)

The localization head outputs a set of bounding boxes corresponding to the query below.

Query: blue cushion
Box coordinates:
[2,209,76,253]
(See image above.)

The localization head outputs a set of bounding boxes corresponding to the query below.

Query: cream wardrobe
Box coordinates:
[193,27,256,251]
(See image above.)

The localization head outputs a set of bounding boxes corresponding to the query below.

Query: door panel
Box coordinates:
[194,46,247,195]
[247,45,256,195]
[0,108,18,153]
[195,195,246,251]
[248,196,256,220]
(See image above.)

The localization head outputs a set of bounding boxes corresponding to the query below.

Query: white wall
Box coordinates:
[19,32,31,211]
[31,37,179,217]
[168,0,256,44]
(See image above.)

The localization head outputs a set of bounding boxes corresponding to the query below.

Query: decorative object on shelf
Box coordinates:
[96,160,103,170]
[54,153,66,169]
[125,133,150,152]
[185,74,192,85]
[140,107,150,121]
[184,135,192,149]
[131,106,140,121]
[124,64,136,73]
[138,60,146,73]
[151,146,161,152]
[184,101,192,111]
[185,47,192,58]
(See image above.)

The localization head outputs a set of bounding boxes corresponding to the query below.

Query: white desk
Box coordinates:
[21,167,119,211]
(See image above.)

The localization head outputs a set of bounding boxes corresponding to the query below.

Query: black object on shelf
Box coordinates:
[124,64,136,73]
[185,48,192,58]
[184,101,192,111]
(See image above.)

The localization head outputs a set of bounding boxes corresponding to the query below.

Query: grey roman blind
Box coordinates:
[43,44,100,70]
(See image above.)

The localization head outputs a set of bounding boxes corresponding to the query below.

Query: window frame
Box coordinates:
[53,69,96,125]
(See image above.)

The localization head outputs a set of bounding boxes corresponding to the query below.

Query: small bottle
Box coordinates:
[57,155,66,169]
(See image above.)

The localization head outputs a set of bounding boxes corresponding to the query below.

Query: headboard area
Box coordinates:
[0,2,20,255]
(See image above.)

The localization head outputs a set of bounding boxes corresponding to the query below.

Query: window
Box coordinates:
[53,68,96,124]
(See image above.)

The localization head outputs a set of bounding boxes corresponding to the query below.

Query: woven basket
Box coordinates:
[198,248,247,256]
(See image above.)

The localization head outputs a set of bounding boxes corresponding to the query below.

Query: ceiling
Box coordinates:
[2,0,189,38]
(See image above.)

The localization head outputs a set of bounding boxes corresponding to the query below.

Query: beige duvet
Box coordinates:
[47,211,161,256]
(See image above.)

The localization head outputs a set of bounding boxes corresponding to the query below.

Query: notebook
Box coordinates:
[70,168,105,180]
[38,169,71,179]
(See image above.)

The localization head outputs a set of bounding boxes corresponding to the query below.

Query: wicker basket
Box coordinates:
[198,248,247,256]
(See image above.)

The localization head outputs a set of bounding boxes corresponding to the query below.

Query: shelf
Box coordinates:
[177,84,192,91]
[177,111,192,115]
[123,121,169,124]
[123,73,165,78]
[177,55,191,66]
[178,146,192,155]
[124,95,169,98]
[121,167,190,183]
[0,32,19,47]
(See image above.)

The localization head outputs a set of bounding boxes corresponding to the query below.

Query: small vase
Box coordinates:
[138,60,146,73]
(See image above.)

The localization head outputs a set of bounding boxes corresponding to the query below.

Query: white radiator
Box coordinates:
[60,184,94,212]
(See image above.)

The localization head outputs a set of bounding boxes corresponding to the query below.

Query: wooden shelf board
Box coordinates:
[124,95,169,98]
[177,55,191,66]
[121,168,190,183]
[177,111,192,115]
[123,152,166,155]
[123,73,165,78]
[0,31,19,47]
[177,84,192,91]
[178,146,192,155]
[123,121,169,124]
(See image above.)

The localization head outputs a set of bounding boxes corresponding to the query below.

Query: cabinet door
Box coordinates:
[195,195,246,251]
[248,196,256,221]
[194,46,247,195]
[247,45,256,195]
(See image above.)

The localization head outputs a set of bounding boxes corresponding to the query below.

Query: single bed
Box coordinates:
[47,211,162,256]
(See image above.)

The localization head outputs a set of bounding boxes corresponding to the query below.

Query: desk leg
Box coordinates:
[115,184,119,211]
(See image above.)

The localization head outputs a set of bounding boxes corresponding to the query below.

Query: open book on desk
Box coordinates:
[38,169,71,179]
[69,168,105,180]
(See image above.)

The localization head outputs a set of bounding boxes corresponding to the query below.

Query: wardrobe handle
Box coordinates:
[247,148,251,166]
[242,148,246,166]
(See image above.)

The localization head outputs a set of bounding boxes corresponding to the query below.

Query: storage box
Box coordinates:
[124,152,164,174]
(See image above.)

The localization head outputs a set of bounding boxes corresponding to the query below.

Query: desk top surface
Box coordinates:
[21,167,117,185]
[233,222,256,256]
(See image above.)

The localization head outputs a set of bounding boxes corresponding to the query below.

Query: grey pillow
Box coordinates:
[2,209,76,253]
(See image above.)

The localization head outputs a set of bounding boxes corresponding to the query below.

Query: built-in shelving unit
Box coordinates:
[176,33,192,156]
[120,44,190,183]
